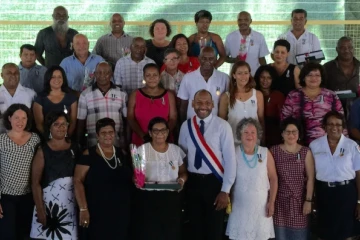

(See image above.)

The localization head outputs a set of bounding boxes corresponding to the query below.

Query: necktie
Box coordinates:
[194,120,205,169]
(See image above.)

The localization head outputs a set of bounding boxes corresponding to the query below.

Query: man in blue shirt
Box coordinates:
[60,34,104,92]
[18,44,47,94]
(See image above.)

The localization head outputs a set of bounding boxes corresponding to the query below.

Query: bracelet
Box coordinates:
[178,178,185,184]
[80,208,88,212]
[305,199,312,203]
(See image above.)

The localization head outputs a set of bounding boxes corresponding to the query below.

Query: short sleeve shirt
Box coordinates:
[177,68,229,119]
[225,29,269,75]
[310,134,360,182]
[140,143,185,182]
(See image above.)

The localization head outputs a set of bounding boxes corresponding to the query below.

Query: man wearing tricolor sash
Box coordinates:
[179,89,236,240]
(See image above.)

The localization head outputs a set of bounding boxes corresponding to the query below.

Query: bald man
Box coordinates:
[92,13,133,67]
[0,63,36,133]
[35,6,79,67]
[60,34,104,91]
[225,11,269,76]
[178,46,229,122]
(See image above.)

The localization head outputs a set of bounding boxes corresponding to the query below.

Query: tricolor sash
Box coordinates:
[188,116,224,182]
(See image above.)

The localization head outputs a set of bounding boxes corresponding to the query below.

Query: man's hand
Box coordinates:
[214,192,229,211]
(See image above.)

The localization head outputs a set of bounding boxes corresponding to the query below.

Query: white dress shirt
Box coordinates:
[0,84,36,133]
[177,68,229,119]
[225,29,269,76]
[310,134,360,182]
[178,114,236,193]
[279,29,321,65]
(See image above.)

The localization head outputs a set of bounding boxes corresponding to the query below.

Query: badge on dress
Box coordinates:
[257,154,262,163]
[302,39,306,45]
[216,87,220,96]
[340,148,345,157]
[169,161,176,170]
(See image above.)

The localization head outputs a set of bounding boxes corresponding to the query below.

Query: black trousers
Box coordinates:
[186,173,225,240]
[0,193,34,240]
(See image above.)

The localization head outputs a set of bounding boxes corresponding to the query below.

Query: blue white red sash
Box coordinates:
[187,116,224,182]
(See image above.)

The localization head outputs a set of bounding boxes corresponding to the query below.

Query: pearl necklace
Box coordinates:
[97,143,120,169]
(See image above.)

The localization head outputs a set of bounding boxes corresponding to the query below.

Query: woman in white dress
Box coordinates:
[226,117,278,240]
[218,61,264,144]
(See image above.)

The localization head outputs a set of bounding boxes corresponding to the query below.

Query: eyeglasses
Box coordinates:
[152,128,168,135]
[283,130,299,135]
[326,123,343,128]
[52,122,69,128]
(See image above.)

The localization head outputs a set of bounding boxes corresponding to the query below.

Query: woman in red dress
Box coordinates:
[127,63,177,146]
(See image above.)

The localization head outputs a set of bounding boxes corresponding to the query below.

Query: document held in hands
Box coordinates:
[295,50,325,65]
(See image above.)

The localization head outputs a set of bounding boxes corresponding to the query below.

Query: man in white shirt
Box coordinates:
[178,46,229,123]
[179,89,236,240]
[0,63,36,132]
[279,9,321,65]
[225,11,269,76]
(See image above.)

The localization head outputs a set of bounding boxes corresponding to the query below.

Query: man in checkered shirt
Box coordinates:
[77,61,127,149]
[113,37,155,96]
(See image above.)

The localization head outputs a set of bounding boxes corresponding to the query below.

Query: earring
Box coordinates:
[65,133,68,138]
[49,132,52,139]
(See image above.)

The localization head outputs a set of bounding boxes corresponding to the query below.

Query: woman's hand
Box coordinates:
[177,178,185,192]
[303,201,312,216]
[266,201,275,217]
[79,210,90,228]
[37,208,47,226]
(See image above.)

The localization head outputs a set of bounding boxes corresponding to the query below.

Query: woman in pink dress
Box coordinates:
[127,63,177,146]
[281,63,344,146]
[270,117,315,240]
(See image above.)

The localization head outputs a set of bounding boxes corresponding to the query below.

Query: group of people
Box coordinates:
[0,4,360,240]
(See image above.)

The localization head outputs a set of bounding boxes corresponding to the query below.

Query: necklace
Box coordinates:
[97,143,120,169]
[240,145,258,169]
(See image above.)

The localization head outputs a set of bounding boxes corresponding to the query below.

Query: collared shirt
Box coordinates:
[177,68,229,119]
[178,114,236,193]
[92,32,133,66]
[34,26,78,67]
[225,29,269,76]
[0,133,40,199]
[323,57,360,94]
[310,134,360,182]
[280,29,321,65]
[60,53,104,92]
[77,82,127,147]
[19,63,47,94]
[0,84,36,133]
[160,70,185,94]
[113,54,155,96]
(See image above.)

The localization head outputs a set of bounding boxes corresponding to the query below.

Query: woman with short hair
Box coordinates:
[74,118,133,240]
